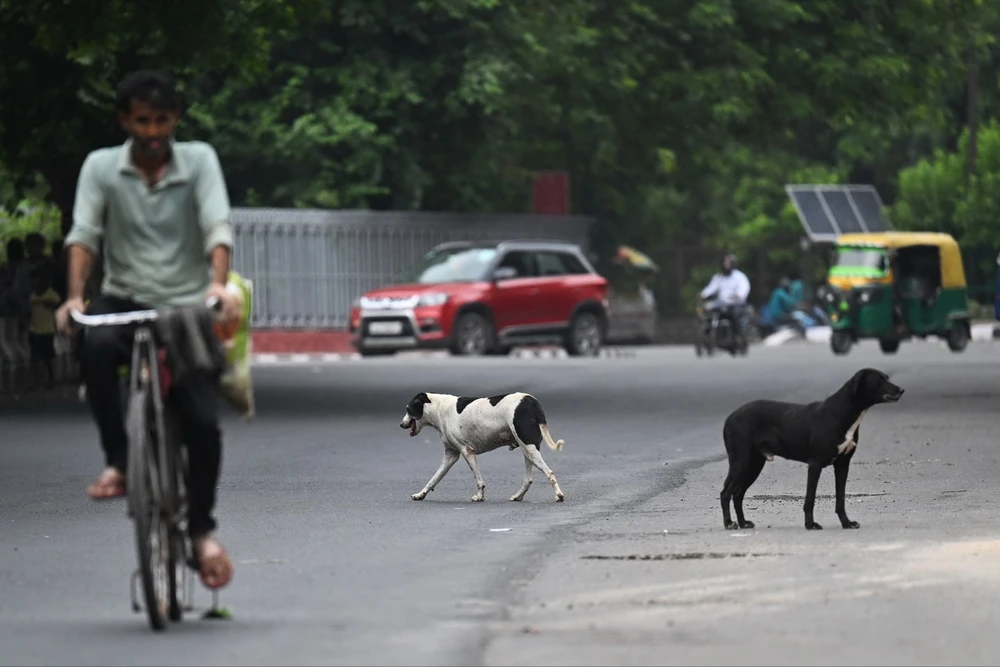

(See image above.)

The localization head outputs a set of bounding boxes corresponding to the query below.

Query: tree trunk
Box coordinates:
[967,43,980,176]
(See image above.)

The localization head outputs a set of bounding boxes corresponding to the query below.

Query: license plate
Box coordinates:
[369,321,403,336]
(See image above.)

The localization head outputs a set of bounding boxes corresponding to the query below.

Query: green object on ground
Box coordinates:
[203,606,233,620]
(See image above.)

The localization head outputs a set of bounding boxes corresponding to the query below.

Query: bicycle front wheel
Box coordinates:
[126,388,175,631]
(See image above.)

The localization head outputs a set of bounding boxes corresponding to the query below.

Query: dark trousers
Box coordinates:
[82,294,222,538]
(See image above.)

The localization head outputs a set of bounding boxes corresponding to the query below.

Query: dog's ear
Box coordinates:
[407,392,432,420]
[845,369,865,396]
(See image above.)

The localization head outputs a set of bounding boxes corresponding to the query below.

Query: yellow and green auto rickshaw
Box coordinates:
[819,232,972,355]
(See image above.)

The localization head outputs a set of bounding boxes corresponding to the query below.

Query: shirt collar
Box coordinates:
[117,138,189,185]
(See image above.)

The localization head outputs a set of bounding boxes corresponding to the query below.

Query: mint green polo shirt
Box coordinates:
[65,138,234,308]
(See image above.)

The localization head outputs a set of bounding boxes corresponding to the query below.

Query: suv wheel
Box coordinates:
[451,312,494,356]
[566,311,603,356]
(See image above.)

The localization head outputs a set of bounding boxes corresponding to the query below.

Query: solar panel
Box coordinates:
[785,185,890,242]
[823,190,864,234]
[788,189,837,238]
[845,187,887,232]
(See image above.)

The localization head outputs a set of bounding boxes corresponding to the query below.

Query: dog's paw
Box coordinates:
[725,521,740,530]
[738,520,755,529]
[841,520,860,529]
[471,494,485,502]
[411,491,427,501]
[805,521,824,530]
[509,495,524,502]
[555,492,565,502]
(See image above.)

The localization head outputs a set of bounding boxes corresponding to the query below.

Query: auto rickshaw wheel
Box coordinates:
[830,330,853,356]
[946,321,970,352]
[879,339,900,354]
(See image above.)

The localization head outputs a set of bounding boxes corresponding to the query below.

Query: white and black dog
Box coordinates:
[400,392,566,503]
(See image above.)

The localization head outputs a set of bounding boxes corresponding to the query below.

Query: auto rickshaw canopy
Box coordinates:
[834,232,966,289]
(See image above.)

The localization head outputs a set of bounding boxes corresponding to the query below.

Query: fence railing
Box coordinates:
[230,208,595,329]
[0,209,595,395]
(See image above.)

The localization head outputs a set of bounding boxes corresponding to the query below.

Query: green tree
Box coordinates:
[0,0,317,230]
[893,121,1000,302]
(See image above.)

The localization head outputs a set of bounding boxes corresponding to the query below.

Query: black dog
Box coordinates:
[720,368,904,531]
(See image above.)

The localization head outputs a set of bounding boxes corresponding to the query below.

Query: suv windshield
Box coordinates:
[830,246,889,278]
[400,246,498,284]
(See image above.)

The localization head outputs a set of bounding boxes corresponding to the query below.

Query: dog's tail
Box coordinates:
[540,424,565,451]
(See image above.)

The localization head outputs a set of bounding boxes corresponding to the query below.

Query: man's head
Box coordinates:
[25,233,45,260]
[721,254,736,276]
[116,70,184,161]
[778,276,791,290]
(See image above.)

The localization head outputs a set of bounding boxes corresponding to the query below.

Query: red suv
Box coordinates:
[349,240,609,356]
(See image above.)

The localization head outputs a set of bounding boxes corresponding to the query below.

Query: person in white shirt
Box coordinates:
[699,254,752,342]
[700,254,751,305]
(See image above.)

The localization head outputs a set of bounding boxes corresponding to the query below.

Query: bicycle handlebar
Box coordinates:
[69,296,222,328]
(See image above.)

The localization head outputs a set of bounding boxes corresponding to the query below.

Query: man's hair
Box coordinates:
[116,69,183,114]
[25,232,44,247]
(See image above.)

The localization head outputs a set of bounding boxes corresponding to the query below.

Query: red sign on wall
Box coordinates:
[532,171,570,215]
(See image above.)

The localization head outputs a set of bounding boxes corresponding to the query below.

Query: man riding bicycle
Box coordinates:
[55,70,240,590]
[698,254,752,338]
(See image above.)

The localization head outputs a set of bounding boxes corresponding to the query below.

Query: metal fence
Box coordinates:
[231,208,595,329]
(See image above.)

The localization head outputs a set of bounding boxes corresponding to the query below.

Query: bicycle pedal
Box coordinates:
[202,590,232,620]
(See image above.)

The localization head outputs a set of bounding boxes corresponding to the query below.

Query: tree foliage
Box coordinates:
[893,121,1000,300]
[3,0,1000,313]
[0,0,317,222]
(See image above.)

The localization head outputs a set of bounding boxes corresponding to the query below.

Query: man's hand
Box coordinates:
[56,297,87,337]
[204,282,240,327]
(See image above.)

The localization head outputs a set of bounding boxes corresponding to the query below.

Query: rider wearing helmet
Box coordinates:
[699,254,752,339]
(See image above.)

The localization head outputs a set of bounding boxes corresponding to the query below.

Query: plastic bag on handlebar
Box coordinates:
[215,271,255,419]
[155,304,227,386]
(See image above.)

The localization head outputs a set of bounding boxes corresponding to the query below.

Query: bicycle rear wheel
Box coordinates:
[126,387,176,631]
[162,411,186,622]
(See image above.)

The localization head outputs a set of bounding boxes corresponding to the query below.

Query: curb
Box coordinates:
[510,347,638,359]
[251,330,354,354]
[253,346,638,365]
[254,352,362,364]
[763,323,1000,347]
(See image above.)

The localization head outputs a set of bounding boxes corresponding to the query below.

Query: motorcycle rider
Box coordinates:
[699,254,751,342]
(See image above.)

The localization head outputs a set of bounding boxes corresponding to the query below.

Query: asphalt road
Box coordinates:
[2,339,1000,666]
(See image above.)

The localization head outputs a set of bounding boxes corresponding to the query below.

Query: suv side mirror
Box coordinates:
[492,266,518,282]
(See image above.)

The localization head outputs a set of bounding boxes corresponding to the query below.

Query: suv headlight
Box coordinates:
[418,293,449,307]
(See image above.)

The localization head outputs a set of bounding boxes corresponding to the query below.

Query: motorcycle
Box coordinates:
[694,300,750,357]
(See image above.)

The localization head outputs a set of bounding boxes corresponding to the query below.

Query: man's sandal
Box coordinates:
[193,536,234,590]
[86,468,126,499]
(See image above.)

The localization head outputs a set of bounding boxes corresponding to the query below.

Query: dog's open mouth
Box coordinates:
[409,422,418,437]
[883,392,903,402]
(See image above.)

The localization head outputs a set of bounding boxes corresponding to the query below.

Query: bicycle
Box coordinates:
[70,297,227,631]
